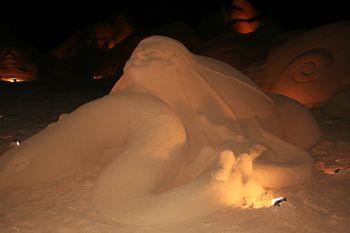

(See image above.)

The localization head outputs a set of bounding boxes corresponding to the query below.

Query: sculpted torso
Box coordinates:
[0,36,321,224]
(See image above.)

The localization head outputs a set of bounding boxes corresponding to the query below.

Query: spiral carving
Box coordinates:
[283,48,333,83]
[255,22,350,107]
[267,48,337,107]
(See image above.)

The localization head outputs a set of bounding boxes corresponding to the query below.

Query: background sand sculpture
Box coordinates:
[91,22,202,79]
[50,13,136,59]
[0,24,39,82]
[196,33,268,71]
[250,21,350,107]
[0,36,321,224]
[0,47,38,83]
[0,23,78,83]
[51,20,202,80]
[227,0,261,34]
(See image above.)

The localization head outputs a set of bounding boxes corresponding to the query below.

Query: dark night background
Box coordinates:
[1,0,349,52]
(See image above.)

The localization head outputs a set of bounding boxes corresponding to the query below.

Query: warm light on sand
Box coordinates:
[93,75,104,80]
[317,161,350,174]
[0,77,25,83]
[241,190,281,209]
[229,0,260,34]
[9,139,21,147]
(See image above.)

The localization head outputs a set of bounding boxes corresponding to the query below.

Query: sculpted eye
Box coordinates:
[144,50,160,58]
[131,49,160,60]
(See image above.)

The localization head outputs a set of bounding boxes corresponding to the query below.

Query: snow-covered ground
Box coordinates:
[0,81,349,233]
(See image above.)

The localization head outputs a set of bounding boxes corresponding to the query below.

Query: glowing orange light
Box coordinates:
[241,190,281,209]
[229,0,260,34]
[93,75,104,80]
[317,161,350,174]
[0,77,25,83]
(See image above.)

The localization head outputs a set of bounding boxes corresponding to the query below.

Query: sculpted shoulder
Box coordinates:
[106,92,174,112]
[105,92,186,143]
[94,92,182,127]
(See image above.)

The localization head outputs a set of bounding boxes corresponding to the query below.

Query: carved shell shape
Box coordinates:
[269,48,337,107]
[284,48,333,83]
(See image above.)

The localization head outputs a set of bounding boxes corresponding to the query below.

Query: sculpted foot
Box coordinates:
[248,143,267,160]
[237,153,265,202]
[237,153,253,183]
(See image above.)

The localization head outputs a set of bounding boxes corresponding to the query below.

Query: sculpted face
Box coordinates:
[0,47,38,82]
[123,42,178,89]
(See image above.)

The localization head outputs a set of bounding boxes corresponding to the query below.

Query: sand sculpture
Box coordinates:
[227,0,260,34]
[251,21,350,107]
[197,0,283,41]
[0,47,38,82]
[92,22,202,79]
[0,36,321,224]
[324,90,350,119]
[0,23,76,82]
[196,33,268,71]
[50,13,135,59]
[0,24,39,82]
[58,22,202,80]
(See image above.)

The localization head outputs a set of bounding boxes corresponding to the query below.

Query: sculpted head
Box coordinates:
[115,35,273,120]
[122,36,192,92]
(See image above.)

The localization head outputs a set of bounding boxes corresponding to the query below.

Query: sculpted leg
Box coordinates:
[92,149,264,225]
[0,94,183,193]
[247,119,314,187]
[0,95,128,191]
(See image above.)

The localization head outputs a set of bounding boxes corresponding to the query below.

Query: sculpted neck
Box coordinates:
[124,74,190,111]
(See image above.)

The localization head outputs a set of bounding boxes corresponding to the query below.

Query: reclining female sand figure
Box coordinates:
[0,36,321,224]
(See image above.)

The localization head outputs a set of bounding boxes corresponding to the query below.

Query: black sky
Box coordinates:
[1,0,349,52]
